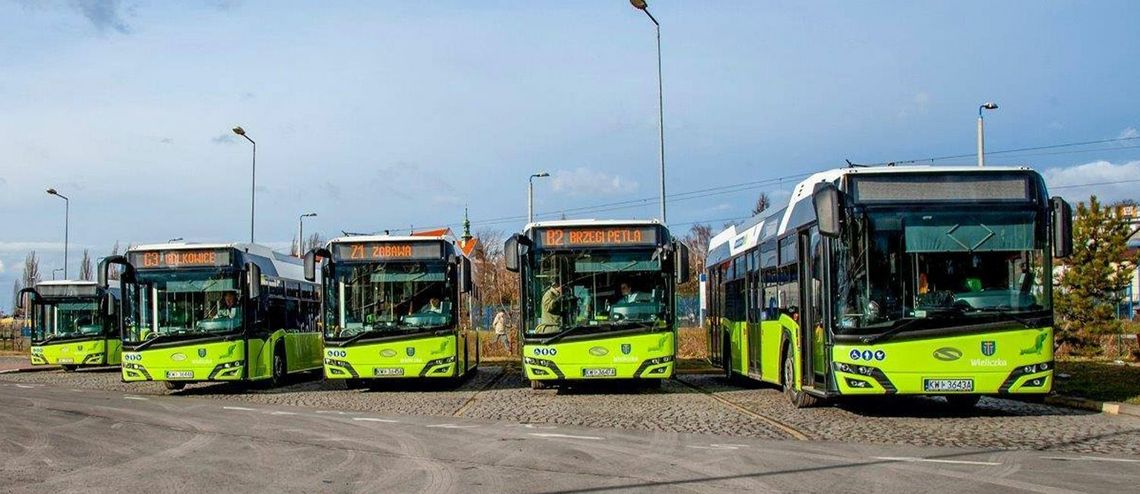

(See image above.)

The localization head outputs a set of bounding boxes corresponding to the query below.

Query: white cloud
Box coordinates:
[0,259,5,274]
[550,167,638,196]
[1043,160,1140,204]
[0,241,66,253]
[1119,127,1139,140]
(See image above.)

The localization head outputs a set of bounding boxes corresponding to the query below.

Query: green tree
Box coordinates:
[1055,196,1137,352]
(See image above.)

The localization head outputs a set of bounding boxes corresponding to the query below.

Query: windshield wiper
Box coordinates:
[861,317,924,344]
[970,307,1038,328]
[132,333,180,351]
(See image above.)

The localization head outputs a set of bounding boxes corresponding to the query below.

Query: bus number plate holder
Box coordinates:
[582,368,616,378]
[924,378,974,393]
[373,368,405,377]
[166,371,193,379]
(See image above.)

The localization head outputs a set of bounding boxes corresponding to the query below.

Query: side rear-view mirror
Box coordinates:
[458,257,473,294]
[98,255,135,287]
[304,248,331,282]
[246,262,262,299]
[1052,196,1073,258]
[17,288,38,310]
[504,235,521,273]
[675,242,691,284]
[812,182,843,238]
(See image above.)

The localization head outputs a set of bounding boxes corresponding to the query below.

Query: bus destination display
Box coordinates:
[131,249,232,269]
[536,226,658,248]
[333,242,443,261]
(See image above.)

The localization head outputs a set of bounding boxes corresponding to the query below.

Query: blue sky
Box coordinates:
[1,0,1138,309]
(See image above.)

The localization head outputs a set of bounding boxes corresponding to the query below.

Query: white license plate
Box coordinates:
[582,368,616,378]
[373,367,405,377]
[166,371,193,379]
[924,378,974,393]
[57,358,74,364]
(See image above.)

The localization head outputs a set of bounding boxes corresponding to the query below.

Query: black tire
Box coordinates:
[945,394,982,410]
[783,346,819,408]
[269,343,287,388]
[643,379,663,390]
[61,364,78,372]
[164,381,186,391]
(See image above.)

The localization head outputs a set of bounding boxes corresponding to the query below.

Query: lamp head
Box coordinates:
[630,0,648,10]
[981,102,998,110]
[46,188,58,196]
[232,126,246,136]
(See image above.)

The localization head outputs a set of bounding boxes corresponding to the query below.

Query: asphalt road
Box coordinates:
[3,382,1139,493]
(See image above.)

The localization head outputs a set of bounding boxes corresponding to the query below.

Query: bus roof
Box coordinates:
[706,165,1040,267]
[523,218,663,233]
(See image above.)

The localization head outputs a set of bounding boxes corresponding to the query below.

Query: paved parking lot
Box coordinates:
[3,364,1139,455]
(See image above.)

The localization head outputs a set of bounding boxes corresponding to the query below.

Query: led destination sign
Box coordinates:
[130,249,232,269]
[536,226,659,248]
[333,242,444,261]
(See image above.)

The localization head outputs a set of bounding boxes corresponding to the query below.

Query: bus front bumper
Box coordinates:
[323,335,457,379]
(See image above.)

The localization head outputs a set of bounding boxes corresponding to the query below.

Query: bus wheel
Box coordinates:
[61,365,78,373]
[643,379,662,390]
[783,348,818,408]
[164,381,186,391]
[945,394,981,410]
[270,344,287,388]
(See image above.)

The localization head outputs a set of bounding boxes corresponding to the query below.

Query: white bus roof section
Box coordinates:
[326,233,459,245]
[706,165,1037,267]
[35,280,98,287]
[524,218,663,234]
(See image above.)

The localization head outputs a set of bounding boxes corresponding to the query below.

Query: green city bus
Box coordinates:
[100,243,322,391]
[705,166,1072,408]
[505,220,690,389]
[22,280,122,371]
[304,232,479,384]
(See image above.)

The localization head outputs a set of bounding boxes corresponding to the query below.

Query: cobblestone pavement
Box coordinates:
[4,366,1140,455]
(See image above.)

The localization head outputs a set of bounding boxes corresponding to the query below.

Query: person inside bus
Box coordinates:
[616,282,649,304]
[535,282,563,334]
[418,297,445,314]
[211,291,241,320]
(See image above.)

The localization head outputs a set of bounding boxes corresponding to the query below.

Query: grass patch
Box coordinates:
[1055,360,1140,405]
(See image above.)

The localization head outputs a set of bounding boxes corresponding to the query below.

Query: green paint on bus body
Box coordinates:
[721,317,1052,395]
[324,333,478,380]
[30,338,122,367]
[121,330,321,383]
[523,330,675,380]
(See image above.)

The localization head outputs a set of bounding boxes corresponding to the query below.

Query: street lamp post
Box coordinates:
[46,188,69,278]
[528,172,550,224]
[298,212,317,257]
[232,126,257,243]
[977,102,998,167]
[630,0,667,223]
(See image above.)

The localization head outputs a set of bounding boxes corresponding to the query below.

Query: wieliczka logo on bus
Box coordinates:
[981,341,997,356]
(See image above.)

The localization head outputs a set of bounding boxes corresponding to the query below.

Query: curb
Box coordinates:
[1045,395,1140,418]
[0,366,59,375]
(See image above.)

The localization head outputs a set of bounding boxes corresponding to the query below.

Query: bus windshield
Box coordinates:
[32,298,102,342]
[324,261,454,340]
[527,248,668,338]
[124,269,242,345]
[835,209,1051,336]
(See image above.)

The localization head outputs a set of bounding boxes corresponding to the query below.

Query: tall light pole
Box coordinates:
[630,0,667,223]
[528,172,550,224]
[298,212,317,257]
[46,188,69,279]
[977,102,998,167]
[233,126,256,243]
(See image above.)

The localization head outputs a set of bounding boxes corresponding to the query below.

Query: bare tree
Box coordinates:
[304,233,324,253]
[752,192,771,216]
[108,241,122,280]
[10,279,23,316]
[20,251,41,319]
[79,249,94,281]
[678,224,714,296]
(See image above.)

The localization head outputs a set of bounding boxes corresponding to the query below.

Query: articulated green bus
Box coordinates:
[305,232,479,384]
[101,243,322,390]
[706,166,1072,408]
[22,280,122,371]
[505,220,690,389]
